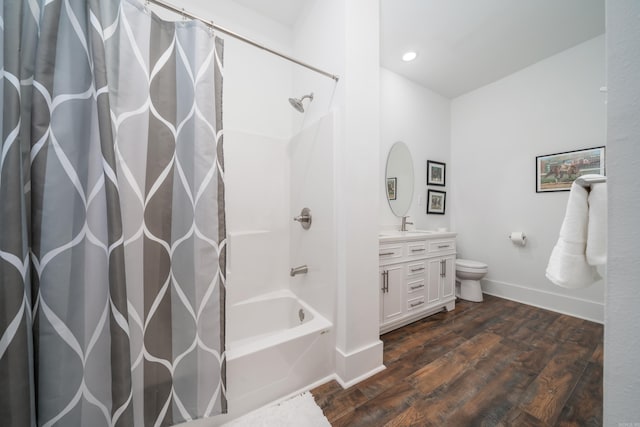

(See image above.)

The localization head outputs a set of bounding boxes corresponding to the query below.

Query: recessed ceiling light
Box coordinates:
[402,51,417,62]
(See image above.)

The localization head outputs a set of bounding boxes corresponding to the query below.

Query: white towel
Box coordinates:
[546,182,601,288]
[586,182,607,265]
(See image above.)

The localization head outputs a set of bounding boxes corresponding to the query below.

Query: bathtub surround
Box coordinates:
[289,114,336,320]
[0,1,226,425]
[218,114,337,421]
[217,113,336,422]
[225,130,289,307]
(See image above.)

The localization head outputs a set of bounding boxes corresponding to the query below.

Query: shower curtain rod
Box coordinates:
[147,0,340,81]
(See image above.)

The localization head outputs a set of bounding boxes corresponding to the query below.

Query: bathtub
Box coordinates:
[224,290,333,419]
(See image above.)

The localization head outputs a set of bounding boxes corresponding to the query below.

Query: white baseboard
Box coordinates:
[482,279,604,324]
[334,340,385,388]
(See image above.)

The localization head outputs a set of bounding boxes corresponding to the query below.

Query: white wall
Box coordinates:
[337,0,382,385]
[604,0,640,422]
[289,0,346,335]
[224,133,290,305]
[380,67,451,231]
[451,36,606,322]
[289,114,336,322]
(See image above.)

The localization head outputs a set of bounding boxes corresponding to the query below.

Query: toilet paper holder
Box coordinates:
[508,232,527,246]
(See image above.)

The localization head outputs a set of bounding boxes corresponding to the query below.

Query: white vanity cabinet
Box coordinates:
[379,231,457,334]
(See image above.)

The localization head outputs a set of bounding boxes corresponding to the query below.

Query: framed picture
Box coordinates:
[427,189,446,215]
[536,146,605,192]
[427,160,446,186]
[386,177,397,200]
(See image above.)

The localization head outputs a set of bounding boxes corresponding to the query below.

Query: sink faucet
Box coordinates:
[401,216,413,231]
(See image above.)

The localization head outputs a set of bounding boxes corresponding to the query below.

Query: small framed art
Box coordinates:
[427,189,446,215]
[386,177,397,200]
[427,160,446,186]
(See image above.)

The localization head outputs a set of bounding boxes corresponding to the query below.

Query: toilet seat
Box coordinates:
[456,259,488,273]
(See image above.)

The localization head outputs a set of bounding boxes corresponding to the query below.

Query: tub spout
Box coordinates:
[290,265,308,277]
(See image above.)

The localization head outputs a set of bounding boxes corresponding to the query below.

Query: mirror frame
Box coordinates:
[385,141,414,217]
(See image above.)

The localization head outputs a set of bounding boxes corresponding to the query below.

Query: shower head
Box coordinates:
[288,93,314,113]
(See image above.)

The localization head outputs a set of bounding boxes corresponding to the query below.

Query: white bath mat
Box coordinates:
[222,392,331,427]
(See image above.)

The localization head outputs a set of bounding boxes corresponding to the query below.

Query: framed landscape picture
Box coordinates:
[427,160,446,186]
[536,146,605,192]
[427,189,446,215]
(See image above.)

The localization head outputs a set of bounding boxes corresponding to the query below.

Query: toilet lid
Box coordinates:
[456,259,487,269]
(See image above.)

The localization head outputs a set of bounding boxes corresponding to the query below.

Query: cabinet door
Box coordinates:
[380,265,404,324]
[426,258,442,303]
[441,255,456,298]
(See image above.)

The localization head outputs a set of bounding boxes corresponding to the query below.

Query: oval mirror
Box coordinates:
[385,141,414,217]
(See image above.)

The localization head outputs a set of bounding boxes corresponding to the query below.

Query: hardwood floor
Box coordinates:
[312,295,603,426]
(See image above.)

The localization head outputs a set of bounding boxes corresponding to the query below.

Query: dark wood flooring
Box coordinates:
[312,295,603,426]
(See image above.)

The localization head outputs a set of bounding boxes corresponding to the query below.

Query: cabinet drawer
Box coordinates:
[406,279,425,295]
[407,296,426,311]
[406,261,426,277]
[379,244,403,264]
[427,239,456,255]
[407,241,427,257]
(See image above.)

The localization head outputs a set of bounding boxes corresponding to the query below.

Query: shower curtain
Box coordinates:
[0,0,226,425]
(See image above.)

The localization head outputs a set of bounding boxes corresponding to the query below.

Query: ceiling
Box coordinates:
[381,0,605,98]
[232,0,605,98]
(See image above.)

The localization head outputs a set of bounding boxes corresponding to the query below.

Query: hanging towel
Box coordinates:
[586,182,607,265]
[546,182,601,288]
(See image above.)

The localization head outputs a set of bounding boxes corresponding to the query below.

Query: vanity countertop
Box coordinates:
[378,229,457,243]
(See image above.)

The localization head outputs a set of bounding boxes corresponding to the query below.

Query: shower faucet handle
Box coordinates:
[293,207,312,230]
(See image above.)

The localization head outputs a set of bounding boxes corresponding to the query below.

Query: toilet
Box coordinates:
[455,259,488,302]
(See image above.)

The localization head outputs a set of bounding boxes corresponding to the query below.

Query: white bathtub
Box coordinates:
[224,290,333,419]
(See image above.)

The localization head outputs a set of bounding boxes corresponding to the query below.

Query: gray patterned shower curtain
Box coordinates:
[0,0,226,425]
